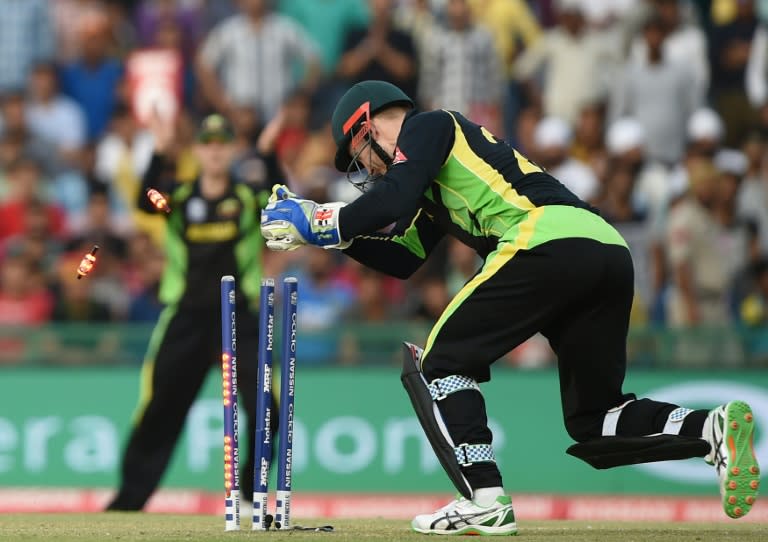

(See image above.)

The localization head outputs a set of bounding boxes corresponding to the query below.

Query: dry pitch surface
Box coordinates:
[1,514,766,542]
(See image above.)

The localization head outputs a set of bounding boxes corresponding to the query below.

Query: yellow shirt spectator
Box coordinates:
[467,0,541,75]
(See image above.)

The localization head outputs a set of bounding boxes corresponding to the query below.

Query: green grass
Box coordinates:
[0,515,765,542]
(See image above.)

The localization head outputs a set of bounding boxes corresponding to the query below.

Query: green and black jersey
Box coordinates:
[340,109,626,277]
[139,154,270,310]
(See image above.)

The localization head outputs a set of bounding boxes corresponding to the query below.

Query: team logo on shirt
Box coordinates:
[217,198,241,218]
[392,146,408,165]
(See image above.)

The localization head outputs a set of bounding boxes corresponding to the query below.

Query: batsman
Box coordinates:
[260,80,760,535]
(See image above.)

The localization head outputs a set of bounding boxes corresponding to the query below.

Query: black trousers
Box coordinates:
[107,305,271,510]
[421,238,705,488]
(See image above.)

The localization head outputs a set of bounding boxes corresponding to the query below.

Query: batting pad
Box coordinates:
[401,342,475,500]
[566,435,711,469]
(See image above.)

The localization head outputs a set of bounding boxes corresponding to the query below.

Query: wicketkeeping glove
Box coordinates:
[260,185,351,251]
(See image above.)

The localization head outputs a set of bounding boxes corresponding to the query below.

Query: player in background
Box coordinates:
[260,80,760,535]
[107,114,277,511]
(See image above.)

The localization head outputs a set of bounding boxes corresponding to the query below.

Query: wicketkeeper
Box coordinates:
[260,80,760,535]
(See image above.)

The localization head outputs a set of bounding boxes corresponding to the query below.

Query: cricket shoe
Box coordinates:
[411,495,517,536]
[703,401,760,518]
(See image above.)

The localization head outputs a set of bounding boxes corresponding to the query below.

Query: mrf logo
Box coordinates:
[259,457,269,487]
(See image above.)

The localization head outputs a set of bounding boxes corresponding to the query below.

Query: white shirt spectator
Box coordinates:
[27,96,86,152]
[200,13,319,120]
[610,57,701,165]
[629,20,709,95]
[515,25,617,124]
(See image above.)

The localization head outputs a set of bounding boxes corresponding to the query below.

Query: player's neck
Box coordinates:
[200,174,229,199]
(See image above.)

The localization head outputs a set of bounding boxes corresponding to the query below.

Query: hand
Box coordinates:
[261,188,350,251]
[147,106,176,154]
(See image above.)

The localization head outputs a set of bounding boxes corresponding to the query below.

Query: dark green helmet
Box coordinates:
[331,80,414,172]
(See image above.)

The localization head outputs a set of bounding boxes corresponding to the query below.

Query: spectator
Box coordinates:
[280,0,370,75]
[288,247,356,365]
[0,0,54,92]
[665,159,732,326]
[346,264,399,322]
[94,103,156,240]
[0,158,66,243]
[609,13,702,166]
[0,90,60,176]
[271,91,312,178]
[532,116,599,202]
[59,12,125,142]
[570,103,608,182]
[605,116,683,215]
[466,0,541,141]
[628,0,710,95]
[712,148,760,266]
[127,242,164,322]
[596,163,647,225]
[709,0,758,147]
[197,0,321,122]
[411,275,451,323]
[134,0,203,57]
[26,62,88,167]
[2,198,64,279]
[420,0,504,135]
[65,185,128,261]
[737,130,768,253]
[515,0,617,124]
[228,104,283,190]
[686,107,725,159]
[337,0,418,100]
[144,17,199,109]
[51,0,108,62]
[394,0,438,63]
[0,254,52,325]
[739,258,768,333]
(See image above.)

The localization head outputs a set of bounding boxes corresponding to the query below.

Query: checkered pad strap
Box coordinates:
[454,443,496,466]
[427,375,480,401]
[663,407,694,435]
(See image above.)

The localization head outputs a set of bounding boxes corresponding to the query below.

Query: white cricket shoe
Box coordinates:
[411,495,517,536]
[703,401,760,518]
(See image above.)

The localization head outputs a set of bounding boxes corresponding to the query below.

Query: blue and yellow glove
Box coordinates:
[260,185,351,251]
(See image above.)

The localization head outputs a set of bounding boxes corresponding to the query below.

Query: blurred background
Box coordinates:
[0,0,767,520]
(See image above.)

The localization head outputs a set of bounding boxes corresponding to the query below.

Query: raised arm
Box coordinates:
[137,111,179,213]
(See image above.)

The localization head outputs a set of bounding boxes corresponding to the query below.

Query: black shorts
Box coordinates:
[421,237,635,428]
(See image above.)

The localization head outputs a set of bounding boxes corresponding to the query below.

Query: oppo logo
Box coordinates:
[636,382,768,483]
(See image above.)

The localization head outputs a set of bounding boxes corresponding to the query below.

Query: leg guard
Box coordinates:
[566,435,711,469]
[400,343,495,499]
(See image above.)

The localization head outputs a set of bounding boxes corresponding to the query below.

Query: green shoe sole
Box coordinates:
[722,401,760,519]
[412,524,518,536]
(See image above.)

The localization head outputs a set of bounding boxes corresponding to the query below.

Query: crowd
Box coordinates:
[2,0,768,365]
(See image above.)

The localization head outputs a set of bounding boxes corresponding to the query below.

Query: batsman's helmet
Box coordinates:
[331,80,414,173]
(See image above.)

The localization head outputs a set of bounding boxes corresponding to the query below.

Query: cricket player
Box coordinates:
[259,81,760,535]
[107,114,276,511]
